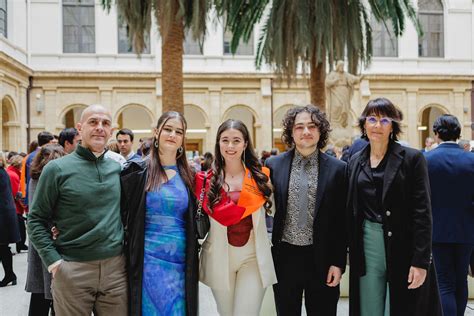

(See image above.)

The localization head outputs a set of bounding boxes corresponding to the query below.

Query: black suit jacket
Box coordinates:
[266,149,348,281]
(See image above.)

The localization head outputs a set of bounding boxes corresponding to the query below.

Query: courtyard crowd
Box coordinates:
[0,98,473,316]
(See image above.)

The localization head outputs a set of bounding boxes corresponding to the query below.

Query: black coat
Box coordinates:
[266,149,348,282]
[347,141,442,316]
[120,160,199,316]
[0,167,20,244]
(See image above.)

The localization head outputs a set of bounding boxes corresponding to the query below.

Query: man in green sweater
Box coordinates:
[28,104,127,315]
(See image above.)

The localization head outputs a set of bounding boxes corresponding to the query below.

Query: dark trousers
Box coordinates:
[272,242,339,316]
[432,243,474,316]
[16,214,27,251]
[0,244,14,277]
[29,293,54,316]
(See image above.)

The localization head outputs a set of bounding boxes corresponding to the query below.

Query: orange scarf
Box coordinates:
[238,167,270,218]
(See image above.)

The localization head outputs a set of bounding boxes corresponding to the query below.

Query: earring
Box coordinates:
[154,140,159,148]
[176,146,184,158]
[242,153,246,166]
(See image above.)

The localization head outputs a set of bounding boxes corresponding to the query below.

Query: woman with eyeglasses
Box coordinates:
[347,98,442,316]
[195,119,277,315]
[120,111,199,316]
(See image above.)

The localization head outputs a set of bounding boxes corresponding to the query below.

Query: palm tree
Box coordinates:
[101,0,209,114]
[219,0,420,111]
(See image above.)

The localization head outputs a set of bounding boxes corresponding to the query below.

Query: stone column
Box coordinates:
[260,79,273,151]
[208,87,221,152]
[406,89,418,147]
[19,84,28,151]
[43,89,58,134]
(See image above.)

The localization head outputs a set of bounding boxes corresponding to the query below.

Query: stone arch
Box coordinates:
[1,95,18,151]
[273,104,295,152]
[59,104,88,129]
[222,105,258,145]
[184,104,209,155]
[418,103,449,148]
[114,103,155,150]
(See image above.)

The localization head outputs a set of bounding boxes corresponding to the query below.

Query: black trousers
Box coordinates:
[29,293,54,316]
[16,214,27,251]
[272,242,339,316]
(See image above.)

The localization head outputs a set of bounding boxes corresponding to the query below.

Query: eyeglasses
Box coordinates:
[365,116,395,127]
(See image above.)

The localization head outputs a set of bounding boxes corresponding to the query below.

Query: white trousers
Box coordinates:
[211,232,266,316]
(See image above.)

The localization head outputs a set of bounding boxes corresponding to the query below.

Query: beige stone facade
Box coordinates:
[0,52,31,152]
[2,69,472,154]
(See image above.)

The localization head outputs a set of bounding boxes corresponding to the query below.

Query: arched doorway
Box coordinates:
[116,104,154,151]
[222,105,257,148]
[1,96,17,151]
[419,105,447,148]
[184,104,208,157]
[61,105,87,128]
[273,104,294,153]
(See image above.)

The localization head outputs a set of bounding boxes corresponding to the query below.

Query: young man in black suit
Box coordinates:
[266,105,347,315]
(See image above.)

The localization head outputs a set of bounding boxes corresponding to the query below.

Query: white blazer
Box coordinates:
[199,206,277,290]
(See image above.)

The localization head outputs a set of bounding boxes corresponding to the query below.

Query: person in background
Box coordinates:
[25,144,66,316]
[28,140,39,154]
[266,105,347,315]
[425,115,474,316]
[458,139,471,152]
[6,155,27,253]
[51,135,59,144]
[121,111,198,315]
[139,137,153,158]
[201,152,213,172]
[260,150,271,165]
[19,132,55,211]
[116,128,141,161]
[105,139,127,167]
[0,151,21,287]
[196,119,276,316]
[7,151,18,164]
[58,127,81,154]
[347,98,441,316]
[421,136,435,153]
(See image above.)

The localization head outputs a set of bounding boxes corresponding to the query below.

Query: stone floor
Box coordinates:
[1,250,473,315]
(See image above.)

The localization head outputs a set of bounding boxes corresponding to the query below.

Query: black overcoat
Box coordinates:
[0,167,20,244]
[120,160,199,316]
[347,141,442,316]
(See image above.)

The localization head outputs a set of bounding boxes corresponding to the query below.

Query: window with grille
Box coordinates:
[223,30,253,56]
[117,15,150,54]
[183,29,203,55]
[63,0,95,53]
[418,0,444,57]
[371,18,398,57]
[0,0,6,38]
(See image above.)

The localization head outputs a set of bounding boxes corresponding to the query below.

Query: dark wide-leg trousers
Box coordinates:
[272,242,339,316]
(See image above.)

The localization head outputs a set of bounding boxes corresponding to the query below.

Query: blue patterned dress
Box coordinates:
[142,165,189,316]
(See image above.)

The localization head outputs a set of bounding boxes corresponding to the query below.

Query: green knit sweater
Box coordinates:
[28,145,124,267]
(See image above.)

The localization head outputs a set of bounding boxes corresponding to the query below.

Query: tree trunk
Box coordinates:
[310,50,326,112]
[160,13,184,114]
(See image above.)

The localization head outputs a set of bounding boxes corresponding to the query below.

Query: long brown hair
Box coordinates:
[145,111,193,192]
[30,145,66,179]
[208,119,272,212]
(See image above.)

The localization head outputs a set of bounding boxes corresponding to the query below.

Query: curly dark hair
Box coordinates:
[358,98,403,141]
[208,119,272,213]
[281,104,331,149]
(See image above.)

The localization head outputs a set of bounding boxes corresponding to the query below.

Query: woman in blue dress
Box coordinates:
[121,111,198,316]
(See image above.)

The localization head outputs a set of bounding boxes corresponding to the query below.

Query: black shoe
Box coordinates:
[20,245,28,251]
[0,274,17,287]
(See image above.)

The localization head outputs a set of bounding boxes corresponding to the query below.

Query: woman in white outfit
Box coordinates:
[195,119,277,316]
